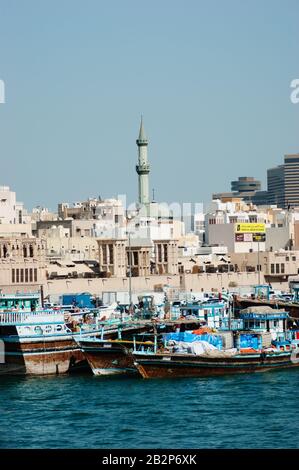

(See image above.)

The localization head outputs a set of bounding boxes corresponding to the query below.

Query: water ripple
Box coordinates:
[0,370,298,448]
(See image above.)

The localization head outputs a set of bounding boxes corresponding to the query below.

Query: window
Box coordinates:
[281,264,285,274]
[104,245,110,264]
[20,269,24,283]
[16,269,19,283]
[163,244,168,262]
[29,269,33,282]
[108,244,114,264]
[25,269,28,283]
[271,264,275,274]
[158,244,162,263]
[34,268,37,282]
[292,256,296,261]
[12,269,15,283]
[276,264,280,274]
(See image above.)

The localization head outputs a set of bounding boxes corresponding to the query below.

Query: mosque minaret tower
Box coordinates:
[136,117,150,206]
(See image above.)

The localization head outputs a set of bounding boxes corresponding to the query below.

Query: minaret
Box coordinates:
[136,117,150,205]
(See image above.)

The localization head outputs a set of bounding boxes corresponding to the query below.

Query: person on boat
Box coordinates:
[83,313,88,323]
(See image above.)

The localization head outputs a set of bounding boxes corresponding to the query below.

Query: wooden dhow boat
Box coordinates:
[133,343,299,379]
[76,323,155,376]
[0,305,117,376]
[133,306,299,379]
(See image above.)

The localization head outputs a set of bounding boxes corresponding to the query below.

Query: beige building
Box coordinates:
[36,219,97,238]
[97,237,179,278]
[42,271,265,298]
[0,223,32,238]
[127,239,151,277]
[230,250,299,283]
[97,238,127,277]
[0,236,47,291]
[97,237,151,278]
[153,240,178,275]
[46,235,98,261]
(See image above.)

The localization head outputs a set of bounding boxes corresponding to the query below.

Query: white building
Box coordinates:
[93,199,126,238]
[0,186,31,236]
[205,199,269,253]
[0,186,28,224]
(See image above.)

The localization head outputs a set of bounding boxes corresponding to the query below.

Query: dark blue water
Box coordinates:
[0,370,298,448]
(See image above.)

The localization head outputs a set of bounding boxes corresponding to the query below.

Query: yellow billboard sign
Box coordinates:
[235,223,265,233]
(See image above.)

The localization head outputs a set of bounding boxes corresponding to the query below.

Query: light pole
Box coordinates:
[257,238,261,285]
[128,231,132,309]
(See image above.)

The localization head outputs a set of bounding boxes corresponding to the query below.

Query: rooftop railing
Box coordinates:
[0,309,64,325]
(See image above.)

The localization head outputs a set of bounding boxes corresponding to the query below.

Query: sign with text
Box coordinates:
[235,232,266,242]
[235,223,265,233]
[252,233,266,242]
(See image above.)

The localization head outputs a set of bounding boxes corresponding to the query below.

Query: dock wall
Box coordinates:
[0,272,289,297]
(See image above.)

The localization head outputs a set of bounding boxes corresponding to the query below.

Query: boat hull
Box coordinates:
[134,351,299,379]
[79,341,137,376]
[0,337,86,375]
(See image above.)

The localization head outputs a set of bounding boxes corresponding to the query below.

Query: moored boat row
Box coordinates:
[0,292,135,375]
[1,291,299,379]
[77,304,299,379]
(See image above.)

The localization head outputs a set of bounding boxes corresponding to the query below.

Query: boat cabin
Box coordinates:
[239,306,289,335]
[0,293,40,312]
[179,301,227,328]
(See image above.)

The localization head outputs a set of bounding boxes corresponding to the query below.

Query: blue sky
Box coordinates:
[0,0,298,210]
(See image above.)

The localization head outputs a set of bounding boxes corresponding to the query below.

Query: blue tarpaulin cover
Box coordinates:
[164,332,223,349]
[239,334,261,350]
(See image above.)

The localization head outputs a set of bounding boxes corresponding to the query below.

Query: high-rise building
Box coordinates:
[267,154,299,209]
[212,176,266,204]
[136,117,150,206]
[231,176,261,194]
[267,165,285,208]
[284,154,299,208]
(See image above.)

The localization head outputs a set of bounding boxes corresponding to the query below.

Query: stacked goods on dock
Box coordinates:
[163,330,223,351]
[218,331,234,350]
[261,332,272,348]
